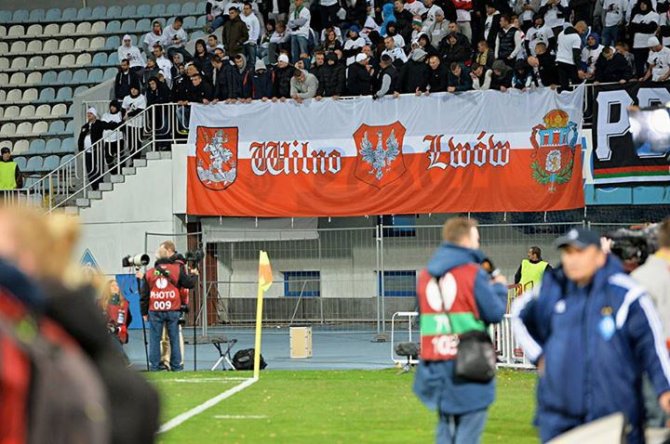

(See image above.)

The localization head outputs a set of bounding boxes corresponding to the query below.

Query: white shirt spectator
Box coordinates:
[525,23,553,55]
[270,29,290,44]
[661,12,670,46]
[540,0,569,28]
[556,29,583,65]
[344,36,366,65]
[603,0,626,26]
[484,11,500,41]
[155,55,173,87]
[631,10,660,49]
[648,45,670,80]
[207,0,228,16]
[428,20,450,46]
[582,43,604,74]
[320,26,343,43]
[626,0,658,22]
[287,5,311,38]
[143,31,163,51]
[241,11,261,44]
[422,5,444,31]
[122,94,147,128]
[101,112,123,143]
[162,24,189,49]
[118,39,146,69]
[405,0,428,16]
[382,46,408,62]
[393,34,406,49]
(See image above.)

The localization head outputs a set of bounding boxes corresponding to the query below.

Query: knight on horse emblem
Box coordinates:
[196,127,238,191]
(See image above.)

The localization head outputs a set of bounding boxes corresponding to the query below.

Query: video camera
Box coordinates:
[121,253,150,268]
[606,225,659,269]
[183,249,204,266]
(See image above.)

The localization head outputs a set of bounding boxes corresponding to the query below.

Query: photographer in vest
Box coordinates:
[414,217,508,444]
[514,246,551,292]
[138,241,198,372]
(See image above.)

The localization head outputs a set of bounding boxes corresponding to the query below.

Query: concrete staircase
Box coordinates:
[68,151,172,213]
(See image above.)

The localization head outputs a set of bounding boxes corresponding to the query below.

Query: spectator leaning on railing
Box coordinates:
[0,148,23,191]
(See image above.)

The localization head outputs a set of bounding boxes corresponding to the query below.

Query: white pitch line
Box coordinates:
[163,377,250,383]
[159,377,258,433]
[214,415,268,420]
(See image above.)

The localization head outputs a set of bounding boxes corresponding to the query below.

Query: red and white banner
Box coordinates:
[186,88,585,217]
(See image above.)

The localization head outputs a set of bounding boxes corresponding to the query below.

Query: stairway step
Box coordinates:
[146,152,161,160]
[87,191,102,200]
[110,175,125,184]
[159,151,172,160]
[98,182,113,192]
[122,167,136,176]
[75,198,90,208]
[133,159,147,168]
[63,206,79,215]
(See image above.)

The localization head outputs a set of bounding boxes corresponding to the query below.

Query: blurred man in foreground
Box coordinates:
[512,227,670,443]
[414,217,508,444]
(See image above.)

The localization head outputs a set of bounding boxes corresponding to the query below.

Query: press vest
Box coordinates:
[497,27,518,59]
[520,259,548,291]
[106,298,130,344]
[146,263,182,312]
[417,264,486,361]
[0,162,17,190]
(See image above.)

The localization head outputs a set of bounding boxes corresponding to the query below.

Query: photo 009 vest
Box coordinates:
[416,264,486,361]
[146,263,182,312]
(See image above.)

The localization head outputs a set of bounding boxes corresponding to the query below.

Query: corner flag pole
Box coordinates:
[254,250,272,380]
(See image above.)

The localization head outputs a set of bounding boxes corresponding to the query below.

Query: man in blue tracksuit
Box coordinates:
[512,227,670,443]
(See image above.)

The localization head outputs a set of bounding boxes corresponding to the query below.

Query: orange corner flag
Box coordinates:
[258,251,273,292]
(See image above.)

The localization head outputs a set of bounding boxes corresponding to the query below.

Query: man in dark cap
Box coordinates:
[0,147,22,190]
[512,227,670,444]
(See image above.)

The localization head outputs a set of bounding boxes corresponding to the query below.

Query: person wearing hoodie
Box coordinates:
[470,62,493,89]
[440,28,472,64]
[427,8,450,47]
[227,54,253,101]
[399,48,430,93]
[512,227,670,444]
[347,52,374,95]
[118,34,146,74]
[381,2,398,35]
[447,62,473,91]
[630,0,660,77]
[315,52,346,98]
[594,45,633,82]
[581,33,604,79]
[101,100,125,175]
[414,217,507,444]
[272,53,296,99]
[252,59,274,100]
[193,39,214,79]
[490,59,513,89]
[555,24,583,91]
[114,59,142,101]
[511,58,537,89]
[343,25,367,65]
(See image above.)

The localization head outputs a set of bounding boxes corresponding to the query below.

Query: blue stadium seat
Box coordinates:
[45,8,61,21]
[29,9,45,22]
[48,120,65,135]
[167,3,182,15]
[0,11,11,22]
[43,155,60,172]
[151,4,167,16]
[91,6,107,19]
[108,53,119,65]
[74,86,88,95]
[61,8,77,21]
[25,157,43,173]
[29,139,46,154]
[105,35,121,50]
[92,53,108,66]
[123,5,138,17]
[106,20,121,34]
[108,5,122,17]
[77,7,92,21]
[196,1,207,14]
[120,19,136,33]
[196,16,207,28]
[184,16,196,29]
[14,157,26,171]
[38,88,55,102]
[182,2,197,15]
[57,70,73,85]
[61,137,75,152]
[56,87,73,101]
[137,19,151,33]
[12,10,29,23]
[103,67,117,80]
[192,30,206,40]
[65,120,75,134]
[45,139,61,154]
[72,69,88,84]
[60,154,74,166]
[88,69,103,84]
[42,71,58,85]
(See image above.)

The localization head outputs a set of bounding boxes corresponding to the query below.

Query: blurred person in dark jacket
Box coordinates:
[252,59,274,100]
[193,39,214,79]
[347,52,374,95]
[272,54,295,100]
[210,56,231,100]
[440,29,472,65]
[399,48,429,93]
[146,77,171,105]
[511,59,537,89]
[594,46,633,83]
[315,53,346,98]
[447,62,473,91]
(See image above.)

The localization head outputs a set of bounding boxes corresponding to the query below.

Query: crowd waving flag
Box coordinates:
[187,88,585,217]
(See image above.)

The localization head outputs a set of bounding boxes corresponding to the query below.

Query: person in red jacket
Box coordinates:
[99,279,131,350]
[138,241,198,371]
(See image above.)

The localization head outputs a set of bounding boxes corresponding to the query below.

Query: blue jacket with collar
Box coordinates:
[512,255,670,443]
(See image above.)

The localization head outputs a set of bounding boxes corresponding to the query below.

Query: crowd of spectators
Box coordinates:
[110,0,670,105]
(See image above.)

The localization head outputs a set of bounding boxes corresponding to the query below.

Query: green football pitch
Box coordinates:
[148,369,538,444]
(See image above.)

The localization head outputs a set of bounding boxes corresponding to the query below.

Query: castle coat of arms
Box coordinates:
[530,110,579,192]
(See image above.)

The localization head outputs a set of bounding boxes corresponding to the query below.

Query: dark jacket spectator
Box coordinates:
[188,73,215,103]
[221,7,249,56]
[373,55,400,98]
[315,53,346,97]
[145,77,171,105]
[211,57,230,100]
[262,0,290,18]
[399,49,429,93]
[0,148,22,190]
[392,4,414,41]
[474,41,495,69]
[171,72,191,102]
[447,62,473,91]
[426,55,448,92]
[114,61,142,100]
[193,39,214,78]
[418,34,440,58]
[228,54,253,99]
[344,0,369,27]
[490,59,513,89]
[272,55,296,98]
[511,59,537,89]
[347,54,373,96]
[252,59,274,99]
[440,32,472,65]
[594,48,634,82]
[531,44,559,86]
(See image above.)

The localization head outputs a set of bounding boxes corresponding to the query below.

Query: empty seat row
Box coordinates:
[2,87,80,103]
[0,3,204,25]
[0,120,74,136]
[0,37,106,55]
[10,138,75,156]
[0,106,77,125]
[0,54,93,71]
[14,154,74,173]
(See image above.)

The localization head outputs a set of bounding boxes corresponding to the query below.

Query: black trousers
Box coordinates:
[556,61,578,92]
[632,47,649,78]
[104,140,125,176]
[85,151,100,191]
